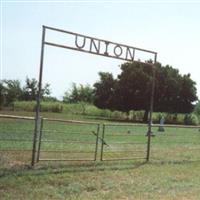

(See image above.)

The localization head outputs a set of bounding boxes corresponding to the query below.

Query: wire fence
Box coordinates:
[0,115,35,167]
[151,124,200,162]
[1,114,200,168]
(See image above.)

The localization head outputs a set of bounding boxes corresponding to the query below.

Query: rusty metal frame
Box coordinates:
[43,25,157,64]
[36,117,43,162]
[32,25,157,166]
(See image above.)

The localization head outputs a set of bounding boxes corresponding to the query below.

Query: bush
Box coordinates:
[129,110,144,122]
[85,105,107,117]
[110,111,124,120]
[153,112,164,123]
[13,101,35,111]
[13,101,63,113]
[152,113,185,125]
[184,113,199,125]
[41,102,63,113]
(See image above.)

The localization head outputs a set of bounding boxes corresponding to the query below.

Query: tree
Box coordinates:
[93,63,153,119]
[115,62,152,116]
[63,83,94,104]
[1,80,23,106]
[22,77,51,101]
[93,72,117,110]
[93,62,198,122]
[154,65,197,114]
[0,78,51,107]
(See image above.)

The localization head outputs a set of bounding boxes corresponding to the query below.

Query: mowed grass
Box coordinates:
[0,111,200,200]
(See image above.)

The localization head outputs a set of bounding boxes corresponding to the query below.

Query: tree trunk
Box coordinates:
[143,110,149,123]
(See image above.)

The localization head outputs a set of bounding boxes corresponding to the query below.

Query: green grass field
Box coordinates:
[1,111,200,200]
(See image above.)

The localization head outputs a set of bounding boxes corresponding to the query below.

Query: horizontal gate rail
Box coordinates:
[42,130,95,135]
[43,117,99,125]
[102,157,145,161]
[107,142,145,145]
[105,150,145,153]
[40,140,96,144]
[39,159,94,162]
[104,134,147,137]
[38,150,94,153]
[103,123,147,127]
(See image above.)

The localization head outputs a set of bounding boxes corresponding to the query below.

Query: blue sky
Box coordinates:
[1,0,200,100]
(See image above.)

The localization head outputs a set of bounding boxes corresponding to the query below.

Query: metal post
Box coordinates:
[37,117,44,162]
[94,124,100,161]
[146,54,157,162]
[100,124,105,161]
[31,26,46,166]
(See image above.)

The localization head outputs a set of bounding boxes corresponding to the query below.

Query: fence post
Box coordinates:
[31,26,46,166]
[100,124,105,161]
[146,54,157,162]
[94,124,100,161]
[37,117,44,162]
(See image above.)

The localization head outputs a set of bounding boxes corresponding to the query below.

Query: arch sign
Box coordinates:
[31,25,157,166]
[44,26,156,64]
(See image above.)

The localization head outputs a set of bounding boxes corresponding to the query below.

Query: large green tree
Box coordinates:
[93,72,117,110]
[93,62,198,122]
[154,64,197,113]
[63,83,94,104]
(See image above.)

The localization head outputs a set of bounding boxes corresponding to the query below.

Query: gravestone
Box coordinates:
[158,116,165,132]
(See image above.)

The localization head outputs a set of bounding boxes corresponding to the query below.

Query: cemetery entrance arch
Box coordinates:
[32,25,157,166]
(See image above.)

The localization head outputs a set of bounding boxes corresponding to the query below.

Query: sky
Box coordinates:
[1,0,200,100]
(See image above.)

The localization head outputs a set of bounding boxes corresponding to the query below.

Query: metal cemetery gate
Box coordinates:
[32,25,157,166]
[36,118,100,162]
[36,120,148,163]
[100,123,148,161]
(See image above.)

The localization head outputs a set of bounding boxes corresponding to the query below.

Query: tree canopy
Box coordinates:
[22,77,50,101]
[93,62,198,121]
[63,83,94,104]
[0,77,51,107]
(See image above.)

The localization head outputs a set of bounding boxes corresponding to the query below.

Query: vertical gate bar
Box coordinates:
[31,26,46,166]
[94,124,100,161]
[36,117,44,162]
[100,124,105,161]
[146,54,157,162]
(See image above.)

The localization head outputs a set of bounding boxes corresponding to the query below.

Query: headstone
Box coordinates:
[158,116,165,132]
